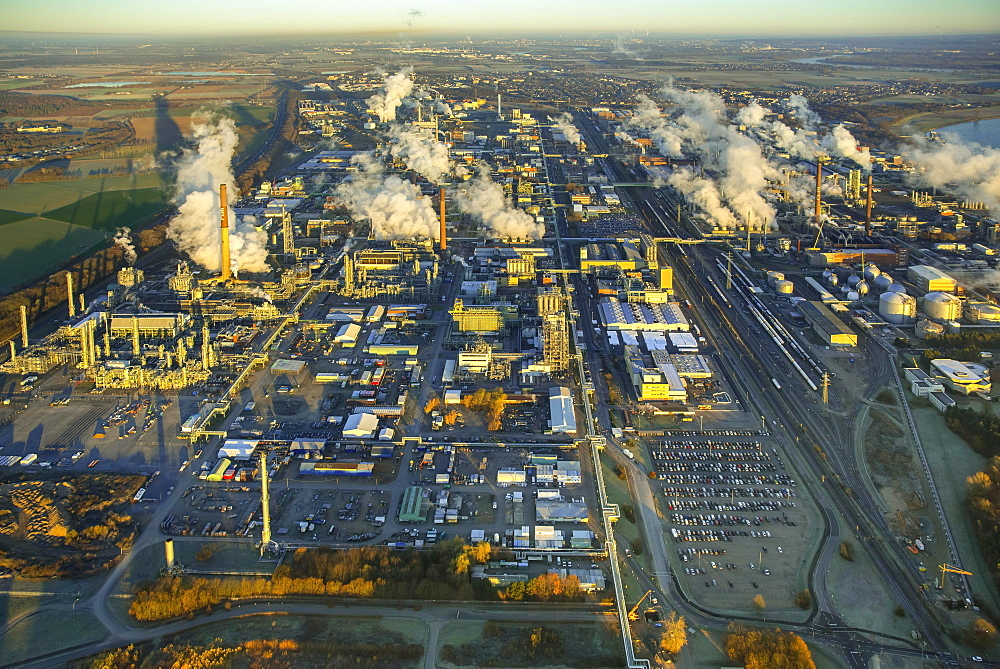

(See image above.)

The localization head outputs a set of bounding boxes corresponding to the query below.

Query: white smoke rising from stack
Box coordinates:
[434,99,452,116]
[166,113,268,273]
[113,227,137,265]
[552,112,581,145]
[904,134,1000,212]
[368,67,414,124]
[454,163,544,240]
[336,153,439,240]
[387,125,452,184]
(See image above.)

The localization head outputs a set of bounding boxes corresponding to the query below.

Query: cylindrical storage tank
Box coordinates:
[847,291,860,301]
[863,264,881,282]
[873,274,894,291]
[855,281,869,296]
[775,280,794,295]
[888,283,907,294]
[965,302,1000,324]
[915,318,946,339]
[164,538,175,570]
[923,292,962,322]
[766,271,785,286]
[847,274,861,287]
[879,291,917,325]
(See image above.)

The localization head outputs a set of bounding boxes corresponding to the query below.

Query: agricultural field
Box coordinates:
[0,217,108,292]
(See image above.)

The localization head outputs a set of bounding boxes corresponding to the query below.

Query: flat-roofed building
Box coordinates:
[908,265,957,293]
[799,301,858,347]
[548,386,577,434]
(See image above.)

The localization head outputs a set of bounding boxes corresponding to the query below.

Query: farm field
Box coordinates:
[0,217,108,292]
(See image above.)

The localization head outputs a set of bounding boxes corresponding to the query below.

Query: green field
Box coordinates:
[0,217,108,292]
[45,187,168,231]
[0,610,105,666]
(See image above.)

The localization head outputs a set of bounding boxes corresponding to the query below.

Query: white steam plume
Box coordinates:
[454,163,544,240]
[905,134,1000,212]
[388,125,452,183]
[552,112,581,145]
[113,227,137,265]
[166,113,268,273]
[336,153,439,240]
[786,94,821,128]
[434,98,452,116]
[368,67,414,124]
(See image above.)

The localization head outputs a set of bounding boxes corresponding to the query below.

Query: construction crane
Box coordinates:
[938,564,972,590]
[627,590,653,620]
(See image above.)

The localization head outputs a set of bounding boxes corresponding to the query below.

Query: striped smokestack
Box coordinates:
[439,187,447,251]
[219,184,231,282]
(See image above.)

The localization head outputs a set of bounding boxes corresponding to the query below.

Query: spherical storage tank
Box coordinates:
[855,281,870,296]
[847,291,861,301]
[775,280,794,295]
[862,264,881,282]
[847,274,861,287]
[828,273,839,287]
[879,291,917,325]
[923,292,962,322]
[888,283,907,294]
[873,274,894,291]
[965,302,1000,324]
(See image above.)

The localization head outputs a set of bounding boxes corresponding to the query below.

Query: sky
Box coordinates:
[0,0,997,36]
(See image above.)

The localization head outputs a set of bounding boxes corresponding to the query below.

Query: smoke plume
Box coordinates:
[454,163,544,240]
[166,113,268,273]
[552,112,581,146]
[904,134,1000,212]
[388,125,452,183]
[336,153,439,240]
[113,227,137,265]
[368,67,414,124]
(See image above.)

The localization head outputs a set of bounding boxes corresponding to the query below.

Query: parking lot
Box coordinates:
[650,438,813,607]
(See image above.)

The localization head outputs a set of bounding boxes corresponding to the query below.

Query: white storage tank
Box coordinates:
[847,290,860,302]
[847,274,861,287]
[923,292,962,322]
[828,273,840,287]
[888,284,907,294]
[862,264,881,282]
[775,280,794,295]
[856,281,870,296]
[879,291,917,324]
[873,274,894,291]
[965,302,1000,324]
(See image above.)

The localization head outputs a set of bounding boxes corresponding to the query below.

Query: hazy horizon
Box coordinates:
[1,0,997,38]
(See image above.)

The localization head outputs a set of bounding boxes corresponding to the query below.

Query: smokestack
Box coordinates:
[132,314,140,357]
[439,187,447,251]
[8,341,15,362]
[259,451,271,555]
[164,538,175,570]
[865,173,874,236]
[814,160,823,227]
[219,183,232,283]
[66,273,75,319]
[79,293,85,314]
[20,305,28,349]
[497,93,502,119]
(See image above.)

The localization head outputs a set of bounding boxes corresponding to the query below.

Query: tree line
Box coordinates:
[944,406,1000,458]
[725,624,815,669]
[130,539,557,622]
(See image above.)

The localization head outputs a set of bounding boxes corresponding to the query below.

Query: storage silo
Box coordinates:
[879,291,917,324]
[766,271,785,287]
[965,302,1000,324]
[873,274,894,291]
[923,292,962,322]
[775,280,794,295]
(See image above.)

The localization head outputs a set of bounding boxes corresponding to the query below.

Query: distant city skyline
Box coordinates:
[1,0,997,37]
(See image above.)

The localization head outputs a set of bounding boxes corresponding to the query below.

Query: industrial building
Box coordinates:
[908,265,957,293]
[548,387,578,434]
[929,359,992,396]
[299,461,375,476]
[799,301,858,347]
[598,297,689,332]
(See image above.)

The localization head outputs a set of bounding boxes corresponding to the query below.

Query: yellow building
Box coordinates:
[449,299,505,333]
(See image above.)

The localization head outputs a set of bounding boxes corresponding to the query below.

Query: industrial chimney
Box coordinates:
[66,273,76,319]
[219,184,232,283]
[814,160,823,228]
[259,451,272,555]
[865,173,874,236]
[439,187,447,251]
[20,305,28,348]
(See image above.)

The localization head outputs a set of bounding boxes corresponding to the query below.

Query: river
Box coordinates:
[935,118,1000,149]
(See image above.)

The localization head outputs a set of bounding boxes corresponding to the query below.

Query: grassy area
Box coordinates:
[890,104,1000,133]
[45,187,168,231]
[0,217,107,292]
[0,610,105,665]
[439,620,624,668]
[173,540,278,576]
[0,209,32,225]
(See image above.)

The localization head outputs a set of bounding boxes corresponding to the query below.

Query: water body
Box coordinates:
[790,57,956,73]
[155,71,265,77]
[936,118,1000,149]
[65,81,149,88]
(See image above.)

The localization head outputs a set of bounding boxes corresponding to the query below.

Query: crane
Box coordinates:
[627,590,653,620]
[938,564,972,590]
